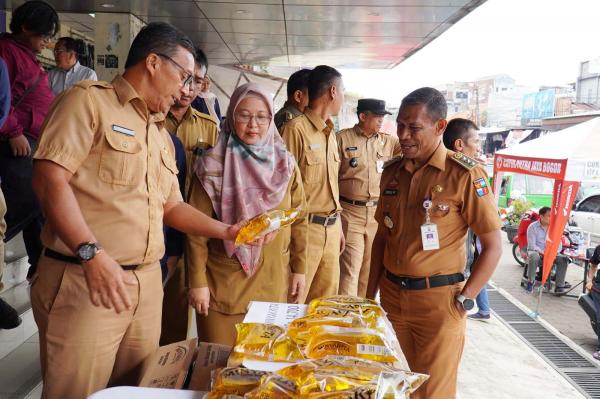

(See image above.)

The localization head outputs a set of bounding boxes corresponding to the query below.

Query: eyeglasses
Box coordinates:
[53,49,67,54]
[156,53,193,88]
[234,112,272,126]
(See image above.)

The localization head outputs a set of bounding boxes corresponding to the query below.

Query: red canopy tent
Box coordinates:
[493,117,600,297]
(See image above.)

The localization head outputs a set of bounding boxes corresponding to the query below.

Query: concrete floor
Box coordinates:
[490,239,598,354]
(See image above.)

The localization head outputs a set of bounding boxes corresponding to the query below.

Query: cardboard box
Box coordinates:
[139,338,198,389]
[188,342,232,391]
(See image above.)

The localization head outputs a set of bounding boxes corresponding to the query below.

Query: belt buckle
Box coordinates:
[400,280,407,288]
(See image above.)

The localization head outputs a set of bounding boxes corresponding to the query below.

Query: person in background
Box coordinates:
[0,0,58,281]
[525,206,569,293]
[274,68,311,133]
[444,118,491,321]
[160,47,219,346]
[192,73,222,123]
[281,65,345,303]
[337,98,400,297]
[48,36,97,96]
[187,82,307,345]
[586,245,600,360]
[0,56,22,330]
[31,22,242,398]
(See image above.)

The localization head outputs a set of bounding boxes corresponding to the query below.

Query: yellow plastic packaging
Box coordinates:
[287,311,379,346]
[235,207,301,247]
[245,374,298,399]
[306,296,386,318]
[276,357,428,399]
[207,367,268,399]
[305,326,399,363]
[228,323,304,366]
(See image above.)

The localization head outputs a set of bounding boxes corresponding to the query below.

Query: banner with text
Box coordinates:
[494,154,567,180]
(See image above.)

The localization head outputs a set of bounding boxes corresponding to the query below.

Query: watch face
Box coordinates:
[78,244,96,261]
[463,298,475,311]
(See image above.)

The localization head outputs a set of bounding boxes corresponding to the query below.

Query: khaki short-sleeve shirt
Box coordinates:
[375,144,501,277]
[165,107,218,196]
[281,107,341,215]
[34,75,182,265]
[337,125,401,201]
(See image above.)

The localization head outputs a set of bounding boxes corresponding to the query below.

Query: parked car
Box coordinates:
[570,194,600,245]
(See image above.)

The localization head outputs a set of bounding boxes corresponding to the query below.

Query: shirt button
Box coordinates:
[122,142,128,148]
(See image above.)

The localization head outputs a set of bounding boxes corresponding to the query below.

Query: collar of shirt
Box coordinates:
[112,74,165,125]
[304,107,334,135]
[403,142,447,174]
[65,61,82,74]
[352,124,379,139]
[283,101,303,117]
[1,34,38,63]
[167,106,193,127]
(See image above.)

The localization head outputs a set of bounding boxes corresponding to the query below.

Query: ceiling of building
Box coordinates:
[6,0,486,69]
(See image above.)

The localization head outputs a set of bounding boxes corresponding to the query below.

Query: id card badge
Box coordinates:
[421,223,440,251]
[376,160,384,173]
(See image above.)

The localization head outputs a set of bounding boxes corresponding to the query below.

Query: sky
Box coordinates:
[340,0,600,106]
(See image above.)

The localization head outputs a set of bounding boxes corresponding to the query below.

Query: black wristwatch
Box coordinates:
[456,295,475,311]
[76,242,102,262]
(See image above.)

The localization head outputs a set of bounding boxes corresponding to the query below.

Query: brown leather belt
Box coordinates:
[386,270,464,290]
[44,248,139,271]
[340,196,378,207]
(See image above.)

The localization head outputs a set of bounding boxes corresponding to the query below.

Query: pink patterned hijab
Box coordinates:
[194,82,295,277]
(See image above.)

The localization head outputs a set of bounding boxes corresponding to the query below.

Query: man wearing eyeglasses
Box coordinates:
[31,22,242,398]
[160,48,219,346]
[48,37,97,96]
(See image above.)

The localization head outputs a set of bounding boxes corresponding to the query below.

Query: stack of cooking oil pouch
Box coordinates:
[207,296,428,399]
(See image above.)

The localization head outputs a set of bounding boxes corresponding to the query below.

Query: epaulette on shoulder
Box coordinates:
[74,80,112,90]
[193,110,218,125]
[450,151,477,170]
[383,155,404,169]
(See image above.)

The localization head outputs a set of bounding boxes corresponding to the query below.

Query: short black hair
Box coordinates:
[443,118,479,151]
[539,207,551,216]
[56,37,79,53]
[195,48,208,69]
[400,87,448,121]
[307,65,342,101]
[125,22,195,69]
[287,68,311,99]
[10,1,59,37]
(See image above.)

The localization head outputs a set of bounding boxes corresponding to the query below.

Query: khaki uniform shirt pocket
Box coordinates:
[303,150,325,184]
[99,130,144,186]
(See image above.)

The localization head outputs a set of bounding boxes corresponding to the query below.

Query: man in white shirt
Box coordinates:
[48,37,97,95]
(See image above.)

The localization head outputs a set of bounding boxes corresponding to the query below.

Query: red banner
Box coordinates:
[541,180,580,284]
[494,154,567,180]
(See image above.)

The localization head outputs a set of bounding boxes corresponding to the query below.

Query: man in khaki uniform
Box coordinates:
[31,23,239,399]
[282,65,344,303]
[161,48,219,346]
[274,68,310,133]
[366,87,502,399]
[337,98,400,297]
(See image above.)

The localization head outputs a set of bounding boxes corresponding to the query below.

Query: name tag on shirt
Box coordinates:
[309,143,321,150]
[112,124,135,136]
[383,188,398,196]
[421,223,440,251]
[346,146,358,151]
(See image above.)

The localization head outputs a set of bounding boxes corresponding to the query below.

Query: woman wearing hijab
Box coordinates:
[187,82,308,345]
